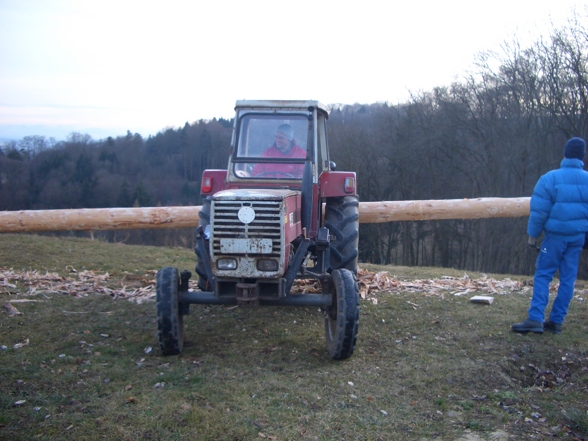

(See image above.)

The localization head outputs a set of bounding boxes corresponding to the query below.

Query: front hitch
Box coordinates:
[195,225,216,289]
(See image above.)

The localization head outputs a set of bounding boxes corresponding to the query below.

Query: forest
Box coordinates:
[1,14,587,278]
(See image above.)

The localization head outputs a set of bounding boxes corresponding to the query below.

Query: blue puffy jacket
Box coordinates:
[527,158,588,241]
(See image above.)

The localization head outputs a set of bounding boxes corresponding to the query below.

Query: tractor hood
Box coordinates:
[213,188,300,201]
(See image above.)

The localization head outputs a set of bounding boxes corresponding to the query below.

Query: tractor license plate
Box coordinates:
[220,238,273,254]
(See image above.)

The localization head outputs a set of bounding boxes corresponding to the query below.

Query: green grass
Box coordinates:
[1,233,588,440]
[0,233,194,276]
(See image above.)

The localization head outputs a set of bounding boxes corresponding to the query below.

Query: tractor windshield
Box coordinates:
[233,114,309,179]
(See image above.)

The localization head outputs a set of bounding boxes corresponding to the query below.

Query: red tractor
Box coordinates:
[156,100,360,359]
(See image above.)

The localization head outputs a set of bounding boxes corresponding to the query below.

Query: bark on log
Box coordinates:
[0,197,531,233]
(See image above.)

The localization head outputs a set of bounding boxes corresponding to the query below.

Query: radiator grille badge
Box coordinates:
[237,206,255,224]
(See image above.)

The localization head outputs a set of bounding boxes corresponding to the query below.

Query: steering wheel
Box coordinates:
[235,170,251,177]
[256,171,296,178]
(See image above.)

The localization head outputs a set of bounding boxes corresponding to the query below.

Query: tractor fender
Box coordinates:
[200,169,227,196]
[318,171,357,197]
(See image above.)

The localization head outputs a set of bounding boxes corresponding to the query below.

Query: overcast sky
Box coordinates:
[1,0,587,141]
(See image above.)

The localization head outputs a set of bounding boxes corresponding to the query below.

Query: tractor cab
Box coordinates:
[226,100,331,186]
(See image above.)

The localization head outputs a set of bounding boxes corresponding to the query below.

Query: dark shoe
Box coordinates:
[511,319,543,334]
[544,320,562,334]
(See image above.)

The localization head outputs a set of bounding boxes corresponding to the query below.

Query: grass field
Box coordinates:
[1,234,587,440]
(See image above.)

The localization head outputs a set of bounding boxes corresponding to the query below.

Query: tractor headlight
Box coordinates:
[217,258,237,270]
[257,259,279,272]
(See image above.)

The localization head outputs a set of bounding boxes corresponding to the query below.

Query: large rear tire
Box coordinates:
[156,267,184,355]
[195,198,211,291]
[325,268,359,360]
[324,196,359,274]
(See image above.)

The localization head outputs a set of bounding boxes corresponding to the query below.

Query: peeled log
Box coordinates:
[0,206,203,233]
[0,197,531,233]
[358,197,530,223]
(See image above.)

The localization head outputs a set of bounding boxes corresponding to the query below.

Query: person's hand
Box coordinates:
[528,236,539,251]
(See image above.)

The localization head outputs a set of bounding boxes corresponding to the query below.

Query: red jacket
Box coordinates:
[252,144,306,177]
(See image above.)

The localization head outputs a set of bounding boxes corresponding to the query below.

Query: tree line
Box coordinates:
[1,13,587,277]
[328,12,587,277]
[0,120,233,247]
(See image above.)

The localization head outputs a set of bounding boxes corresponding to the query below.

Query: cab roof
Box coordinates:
[235,100,329,116]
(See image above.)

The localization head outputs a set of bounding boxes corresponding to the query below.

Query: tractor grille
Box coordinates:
[211,200,283,257]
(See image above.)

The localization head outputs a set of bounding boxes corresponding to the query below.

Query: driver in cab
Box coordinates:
[252,124,306,177]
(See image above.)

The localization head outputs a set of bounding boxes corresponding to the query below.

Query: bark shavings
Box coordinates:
[1,267,541,305]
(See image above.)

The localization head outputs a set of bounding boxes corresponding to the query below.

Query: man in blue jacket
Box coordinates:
[512,137,588,334]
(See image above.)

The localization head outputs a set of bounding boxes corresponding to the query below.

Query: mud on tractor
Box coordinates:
[156,100,360,360]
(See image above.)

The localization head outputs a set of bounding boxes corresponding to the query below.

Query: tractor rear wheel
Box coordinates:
[324,195,359,274]
[195,198,211,291]
[324,268,359,360]
[156,266,184,355]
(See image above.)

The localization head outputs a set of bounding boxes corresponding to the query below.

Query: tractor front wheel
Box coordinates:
[156,266,184,355]
[324,268,359,360]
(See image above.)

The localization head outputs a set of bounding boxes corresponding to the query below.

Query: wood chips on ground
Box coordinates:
[0,266,550,306]
[1,267,157,304]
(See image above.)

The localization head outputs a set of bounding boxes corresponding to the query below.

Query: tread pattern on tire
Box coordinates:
[156,266,183,355]
[324,196,359,274]
[325,268,359,360]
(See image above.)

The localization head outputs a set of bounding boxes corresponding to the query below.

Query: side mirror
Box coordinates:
[329,161,337,171]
